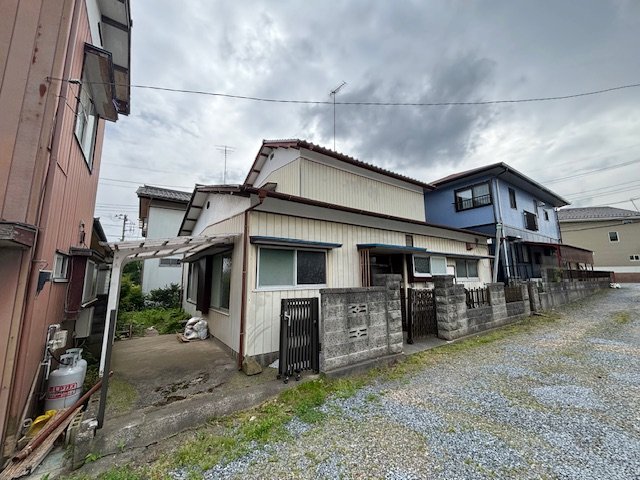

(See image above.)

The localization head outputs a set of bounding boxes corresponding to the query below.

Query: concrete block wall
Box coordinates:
[537,280,609,311]
[433,277,531,340]
[319,274,403,373]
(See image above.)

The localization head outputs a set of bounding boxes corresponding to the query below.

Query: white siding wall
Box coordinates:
[192,193,251,236]
[141,206,187,293]
[299,159,425,221]
[244,211,490,357]
[183,213,245,353]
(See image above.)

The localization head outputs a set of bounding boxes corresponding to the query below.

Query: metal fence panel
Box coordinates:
[278,297,319,382]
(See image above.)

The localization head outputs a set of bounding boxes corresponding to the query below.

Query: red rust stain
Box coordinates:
[32,47,39,63]
[39,83,46,97]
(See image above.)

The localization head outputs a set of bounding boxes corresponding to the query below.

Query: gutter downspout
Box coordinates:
[237,190,267,369]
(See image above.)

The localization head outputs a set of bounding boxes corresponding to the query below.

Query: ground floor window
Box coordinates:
[258,247,326,288]
[211,251,232,310]
[412,255,447,277]
[455,259,479,278]
[187,262,198,302]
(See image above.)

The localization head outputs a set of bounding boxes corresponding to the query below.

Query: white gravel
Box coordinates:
[172,284,640,479]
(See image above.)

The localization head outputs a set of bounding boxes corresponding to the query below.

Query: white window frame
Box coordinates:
[186,262,198,303]
[412,255,447,278]
[159,257,182,267]
[74,81,98,170]
[53,253,70,282]
[82,260,99,304]
[256,246,327,290]
[454,258,480,279]
[210,251,232,312]
[608,231,619,243]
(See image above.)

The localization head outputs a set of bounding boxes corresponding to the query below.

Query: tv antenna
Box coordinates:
[215,145,235,184]
[329,81,347,151]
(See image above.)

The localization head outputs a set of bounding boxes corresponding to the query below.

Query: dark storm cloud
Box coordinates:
[301,53,497,169]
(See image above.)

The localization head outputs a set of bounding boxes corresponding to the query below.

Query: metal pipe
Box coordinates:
[13,372,111,462]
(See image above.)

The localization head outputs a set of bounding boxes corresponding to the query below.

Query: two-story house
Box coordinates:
[423,163,593,282]
[136,185,191,293]
[559,207,640,282]
[177,140,493,366]
[0,0,131,459]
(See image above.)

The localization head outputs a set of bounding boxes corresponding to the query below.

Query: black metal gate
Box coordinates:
[406,288,437,343]
[278,297,320,383]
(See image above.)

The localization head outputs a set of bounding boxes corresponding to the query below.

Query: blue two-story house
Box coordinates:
[424,163,593,282]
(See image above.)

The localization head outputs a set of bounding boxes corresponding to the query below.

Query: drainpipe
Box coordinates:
[237,190,267,369]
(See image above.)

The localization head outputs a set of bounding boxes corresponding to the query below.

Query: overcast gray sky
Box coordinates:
[95,0,640,241]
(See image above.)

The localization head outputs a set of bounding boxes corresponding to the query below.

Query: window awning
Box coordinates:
[83,44,118,121]
[356,243,493,259]
[250,236,342,249]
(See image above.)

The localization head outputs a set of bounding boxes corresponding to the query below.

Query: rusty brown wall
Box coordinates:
[0,0,105,456]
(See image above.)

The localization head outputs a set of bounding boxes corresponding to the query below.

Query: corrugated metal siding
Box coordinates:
[6,0,105,440]
[260,158,300,196]
[299,159,425,221]
[244,211,490,357]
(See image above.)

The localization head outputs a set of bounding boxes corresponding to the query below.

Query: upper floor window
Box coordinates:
[454,182,491,211]
[524,211,538,231]
[159,258,182,267]
[508,188,517,209]
[74,81,98,170]
[609,231,619,242]
[53,253,70,282]
[544,211,549,221]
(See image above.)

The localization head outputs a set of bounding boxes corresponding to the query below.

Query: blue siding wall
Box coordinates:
[424,175,560,242]
[424,174,495,230]
[496,179,560,240]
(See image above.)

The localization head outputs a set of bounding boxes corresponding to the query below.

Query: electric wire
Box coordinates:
[46,77,640,107]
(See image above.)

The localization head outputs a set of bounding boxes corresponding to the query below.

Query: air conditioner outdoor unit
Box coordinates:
[75,306,95,338]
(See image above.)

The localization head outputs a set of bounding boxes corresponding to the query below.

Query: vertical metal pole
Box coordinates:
[97,310,116,429]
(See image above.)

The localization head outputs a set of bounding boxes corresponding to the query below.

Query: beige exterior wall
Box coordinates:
[561,220,640,274]
[184,213,245,353]
[253,148,426,222]
[298,159,425,221]
[244,210,490,357]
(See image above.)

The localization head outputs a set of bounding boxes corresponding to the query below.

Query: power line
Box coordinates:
[47,77,640,107]
[543,158,640,185]
[99,177,194,189]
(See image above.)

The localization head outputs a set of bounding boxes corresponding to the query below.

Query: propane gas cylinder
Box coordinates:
[45,354,83,410]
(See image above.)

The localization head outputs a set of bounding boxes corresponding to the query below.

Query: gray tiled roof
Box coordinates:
[558,206,640,221]
[136,185,191,203]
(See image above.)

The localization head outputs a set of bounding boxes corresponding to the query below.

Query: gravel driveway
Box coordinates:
[179,285,640,479]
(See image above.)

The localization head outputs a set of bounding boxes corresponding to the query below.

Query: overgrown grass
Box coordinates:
[612,311,631,324]
[106,377,138,416]
[117,308,190,336]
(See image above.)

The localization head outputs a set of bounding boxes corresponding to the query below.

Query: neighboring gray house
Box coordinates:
[136,186,191,293]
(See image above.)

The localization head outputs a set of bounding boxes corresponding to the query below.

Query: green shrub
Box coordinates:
[118,308,190,336]
[119,275,145,312]
[146,283,182,309]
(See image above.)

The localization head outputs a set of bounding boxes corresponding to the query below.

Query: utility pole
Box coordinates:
[329,81,347,151]
[115,214,128,241]
[215,145,235,184]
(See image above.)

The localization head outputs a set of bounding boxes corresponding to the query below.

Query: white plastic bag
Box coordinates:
[193,319,209,339]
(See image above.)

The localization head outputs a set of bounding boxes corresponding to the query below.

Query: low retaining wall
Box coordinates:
[434,277,530,340]
[532,280,610,311]
[319,275,403,374]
